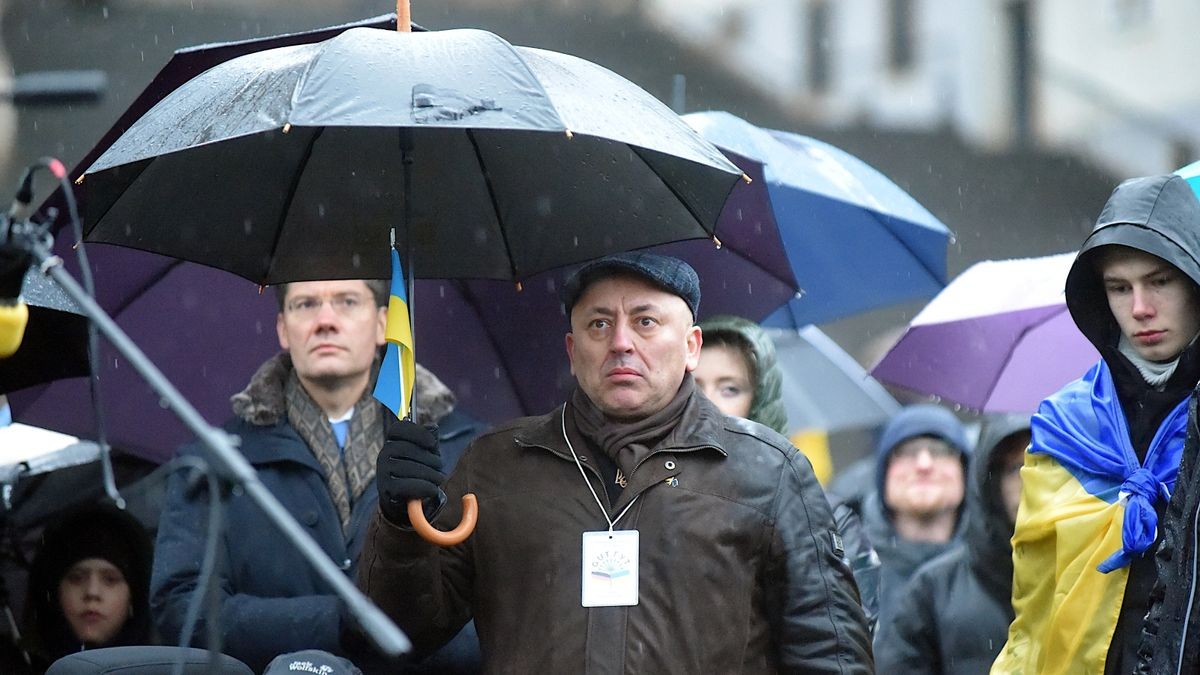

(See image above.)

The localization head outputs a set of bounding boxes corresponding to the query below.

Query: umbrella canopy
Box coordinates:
[0,267,90,393]
[12,233,796,461]
[871,252,1099,413]
[682,110,952,326]
[11,249,280,462]
[770,326,899,433]
[13,24,789,463]
[80,27,743,284]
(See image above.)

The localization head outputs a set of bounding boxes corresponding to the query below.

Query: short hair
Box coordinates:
[273,279,389,312]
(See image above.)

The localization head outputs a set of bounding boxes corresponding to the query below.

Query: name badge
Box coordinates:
[581,530,639,607]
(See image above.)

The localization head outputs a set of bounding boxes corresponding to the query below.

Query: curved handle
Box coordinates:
[408,493,478,546]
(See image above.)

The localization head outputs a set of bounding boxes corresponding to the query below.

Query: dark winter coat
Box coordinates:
[150,355,482,673]
[358,390,873,674]
[873,415,1029,674]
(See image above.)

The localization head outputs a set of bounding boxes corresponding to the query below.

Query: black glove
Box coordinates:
[377,417,445,525]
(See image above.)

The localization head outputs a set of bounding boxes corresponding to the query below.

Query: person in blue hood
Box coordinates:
[855,403,972,632]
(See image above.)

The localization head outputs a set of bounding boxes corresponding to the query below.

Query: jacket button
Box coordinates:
[302,511,319,526]
[664,461,676,470]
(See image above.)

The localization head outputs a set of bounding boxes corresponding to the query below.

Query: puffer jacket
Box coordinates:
[874,415,1029,674]
[358,390,873,674]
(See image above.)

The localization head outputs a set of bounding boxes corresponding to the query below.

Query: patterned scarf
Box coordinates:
[285,372,383,532]
[570,374,696,476]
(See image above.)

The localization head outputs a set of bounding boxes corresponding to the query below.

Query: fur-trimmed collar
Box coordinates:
[230,352,457,427]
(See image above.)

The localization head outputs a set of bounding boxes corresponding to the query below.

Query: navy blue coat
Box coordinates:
[150,414,377,672]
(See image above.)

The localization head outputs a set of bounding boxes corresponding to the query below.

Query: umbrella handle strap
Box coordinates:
[408,493,478,546]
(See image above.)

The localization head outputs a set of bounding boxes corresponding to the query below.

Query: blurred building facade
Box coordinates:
[641,0,1200,177]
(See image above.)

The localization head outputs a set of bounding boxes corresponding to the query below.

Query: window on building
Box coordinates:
[888,0,916,72]
[808,0,831,93]
[1108,0,1153,31]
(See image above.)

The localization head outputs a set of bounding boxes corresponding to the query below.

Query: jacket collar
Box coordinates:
[230,351,460,427]
[513,389,729,461]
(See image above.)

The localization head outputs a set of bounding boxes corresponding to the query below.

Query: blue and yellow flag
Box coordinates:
[373,249,415,420]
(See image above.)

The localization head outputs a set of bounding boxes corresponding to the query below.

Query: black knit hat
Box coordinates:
[561,252,701,320]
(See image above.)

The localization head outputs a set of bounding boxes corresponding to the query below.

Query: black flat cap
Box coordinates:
[561,251,700,319]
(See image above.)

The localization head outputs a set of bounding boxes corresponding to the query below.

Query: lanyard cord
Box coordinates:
[560,405,639,531]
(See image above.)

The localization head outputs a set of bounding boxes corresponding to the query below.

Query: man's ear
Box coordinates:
[276,313,289,351]
[565,332,576,376]
[375,305,388,347]
[683,325,702,372]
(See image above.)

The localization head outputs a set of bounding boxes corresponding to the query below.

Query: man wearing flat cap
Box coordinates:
[358,252,873,673]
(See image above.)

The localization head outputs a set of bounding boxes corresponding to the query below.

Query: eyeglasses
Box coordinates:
[284,293,372,319]
[891,439,960,461]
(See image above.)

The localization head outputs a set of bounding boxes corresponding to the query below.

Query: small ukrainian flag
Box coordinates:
[373,248,415,420]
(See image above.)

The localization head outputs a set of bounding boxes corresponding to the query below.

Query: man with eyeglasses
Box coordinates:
[150,279,483,672]
[839,403,971,635]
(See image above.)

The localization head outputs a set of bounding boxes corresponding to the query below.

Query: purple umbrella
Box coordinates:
[871,252,1099,413]
[11,233,794,462]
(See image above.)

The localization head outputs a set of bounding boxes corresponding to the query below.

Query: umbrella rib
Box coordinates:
[110,258,184,318]
[979,306,1068,411]
[450,279,540,416]
[262,126,325,284]
[627,144,716,237]
[464,129,520,280]
[857,201,947,289]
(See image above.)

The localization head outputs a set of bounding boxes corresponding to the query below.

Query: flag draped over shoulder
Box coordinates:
[373,249,415,420]
[993,359,1188,674]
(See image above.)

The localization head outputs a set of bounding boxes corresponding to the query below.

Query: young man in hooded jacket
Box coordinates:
[993,174,1200,674]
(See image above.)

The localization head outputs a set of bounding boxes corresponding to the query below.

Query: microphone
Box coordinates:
[6,167,34,223]
[0,158,59,358]
[0,243,29,358]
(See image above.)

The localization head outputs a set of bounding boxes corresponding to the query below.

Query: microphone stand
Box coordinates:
[6,221,412,663]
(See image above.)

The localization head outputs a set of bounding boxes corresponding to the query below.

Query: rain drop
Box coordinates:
[351,254,361,268]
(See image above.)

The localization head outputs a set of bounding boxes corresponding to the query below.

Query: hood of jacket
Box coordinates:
[697,315,788,434]
[965,413,1030,607]
[230,352,457,428]
[873,403,972,519]
[1065,174,1200,356]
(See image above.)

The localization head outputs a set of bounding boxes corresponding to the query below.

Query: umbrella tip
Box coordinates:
[711,235,722,250]
[515,280,523,292]
[74,174,84,185]
[741,173,752,184]
[282,123,292,134]
[565,129,574,140]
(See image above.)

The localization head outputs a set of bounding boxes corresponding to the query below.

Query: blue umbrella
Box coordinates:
[683,111,952,326]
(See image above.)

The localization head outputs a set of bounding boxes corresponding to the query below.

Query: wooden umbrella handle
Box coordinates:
[408,493,478,546]
[397,0,411,32]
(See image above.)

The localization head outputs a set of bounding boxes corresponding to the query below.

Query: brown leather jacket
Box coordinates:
[358,391,873,674]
